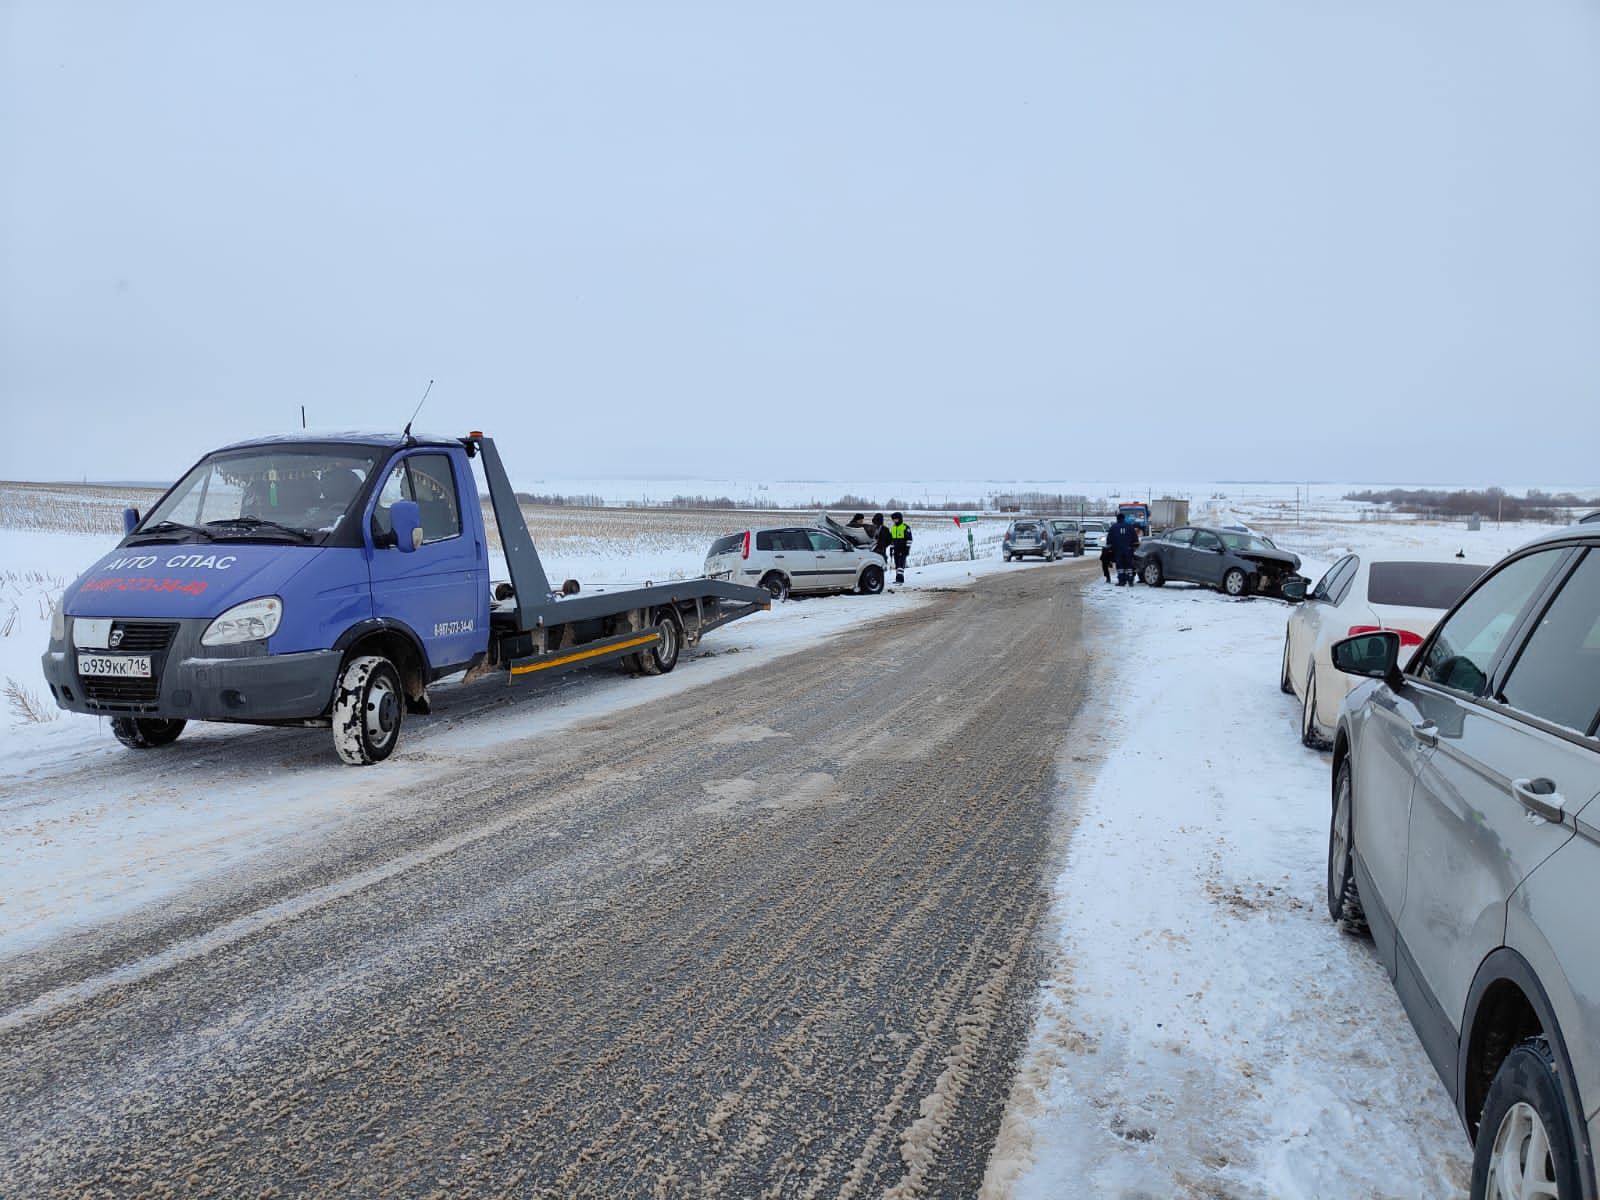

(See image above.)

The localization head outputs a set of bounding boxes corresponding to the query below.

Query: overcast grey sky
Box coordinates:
[3,2,1596,486]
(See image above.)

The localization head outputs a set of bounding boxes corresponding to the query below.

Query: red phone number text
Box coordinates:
[81,576,209,596]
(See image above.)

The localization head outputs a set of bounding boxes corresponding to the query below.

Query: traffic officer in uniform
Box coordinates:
[888,512,912,585]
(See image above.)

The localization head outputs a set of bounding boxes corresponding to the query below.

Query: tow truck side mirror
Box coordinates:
[123,507,140,534]
[390,500,424,552]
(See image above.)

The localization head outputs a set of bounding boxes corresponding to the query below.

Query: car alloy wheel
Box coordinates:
[1472,1041,1581,1200]
[1223,567,1248,596]
[1489,1103,1560,1199]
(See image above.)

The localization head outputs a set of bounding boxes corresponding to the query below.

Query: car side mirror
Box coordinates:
[1331,631,1402,690]
[390,500,424,552]
[122,507,141,534]
[1280,577,1308,602]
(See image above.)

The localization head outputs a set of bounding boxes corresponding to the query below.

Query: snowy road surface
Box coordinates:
[1,564,1090,1197]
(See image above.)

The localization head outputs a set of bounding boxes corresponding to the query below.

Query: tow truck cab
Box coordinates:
[43,432,493,754]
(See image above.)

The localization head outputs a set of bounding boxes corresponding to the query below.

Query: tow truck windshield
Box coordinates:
[132,449,379,545]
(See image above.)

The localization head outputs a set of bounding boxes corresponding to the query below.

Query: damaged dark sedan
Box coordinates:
[1134,525,1305,597]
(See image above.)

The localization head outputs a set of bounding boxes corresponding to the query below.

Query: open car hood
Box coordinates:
[817,514,874,547]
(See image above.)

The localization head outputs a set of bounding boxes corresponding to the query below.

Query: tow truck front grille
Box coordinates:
[109,621,179,652]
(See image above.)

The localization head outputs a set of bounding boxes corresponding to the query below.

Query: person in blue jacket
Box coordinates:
[1106,511,1141,586]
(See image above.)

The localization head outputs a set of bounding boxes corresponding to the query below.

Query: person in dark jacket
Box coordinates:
[1106,512,1141,586]
[869,513,892,559]
[1099,537,1115,583]
[888,512,912,584]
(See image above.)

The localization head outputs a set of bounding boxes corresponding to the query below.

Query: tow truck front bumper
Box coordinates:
[42,617,342,723]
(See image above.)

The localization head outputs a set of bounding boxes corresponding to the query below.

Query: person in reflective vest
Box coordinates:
[889,513,912,584]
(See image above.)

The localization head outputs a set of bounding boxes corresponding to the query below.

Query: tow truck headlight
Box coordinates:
[202,597,283,646]
[51,598,66,643]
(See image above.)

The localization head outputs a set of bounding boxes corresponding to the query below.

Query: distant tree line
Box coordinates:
[1345,486,1600,522]
[512,491,608,507]
[644,495,781,510]
[504,490,996,512]
[992,492,1101,515]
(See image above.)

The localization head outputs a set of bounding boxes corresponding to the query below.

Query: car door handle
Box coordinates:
[1411,723,1439,747]
[1512,778,1566,823]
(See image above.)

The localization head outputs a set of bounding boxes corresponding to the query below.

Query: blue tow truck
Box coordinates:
[41,431,770,764]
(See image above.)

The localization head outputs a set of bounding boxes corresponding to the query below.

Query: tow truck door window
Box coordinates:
[367,451,487,673]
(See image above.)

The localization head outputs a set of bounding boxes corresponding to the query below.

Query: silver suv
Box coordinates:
[1326,523,1600,1197]
[704,524,886,600]
[1001,519,1056,562]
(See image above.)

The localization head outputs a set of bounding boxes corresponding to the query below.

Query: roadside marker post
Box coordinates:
[953,514,977,560]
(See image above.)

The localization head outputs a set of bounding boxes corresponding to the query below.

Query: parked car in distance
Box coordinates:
[704,525,886,599]
[1135,525,1303,597]
[1047,519,1086,557]
[1080,520,1108,550]
[1325,522,1600,1197]
[1285,554,1488,748]
[1002,519,1057,562]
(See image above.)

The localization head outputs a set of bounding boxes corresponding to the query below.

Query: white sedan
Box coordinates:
[1282,552,1487,747]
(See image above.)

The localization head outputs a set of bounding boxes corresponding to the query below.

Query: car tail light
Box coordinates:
[1348,624,1424,648]
[741,531,751,560]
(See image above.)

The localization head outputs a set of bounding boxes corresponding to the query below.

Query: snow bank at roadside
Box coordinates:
[985,555,1476,1197]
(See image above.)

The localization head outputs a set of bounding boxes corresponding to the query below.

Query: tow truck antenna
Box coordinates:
[403,379,434,442]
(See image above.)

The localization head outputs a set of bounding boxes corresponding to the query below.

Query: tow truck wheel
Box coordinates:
[637,613,680,676]
[858,565,885,595]
[110,717,186,749]
[332,654,403,766]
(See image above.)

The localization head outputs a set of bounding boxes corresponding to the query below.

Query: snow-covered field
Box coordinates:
[0,479,1584,1194]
